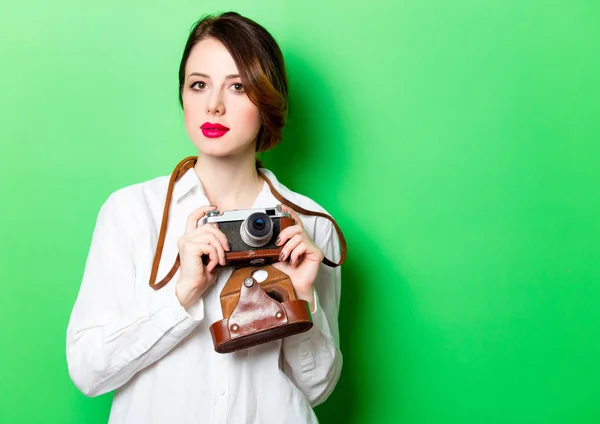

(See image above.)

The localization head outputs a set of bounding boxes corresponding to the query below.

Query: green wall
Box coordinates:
[1,1,599,423]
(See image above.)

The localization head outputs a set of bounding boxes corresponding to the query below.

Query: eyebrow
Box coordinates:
[187,72,240,80]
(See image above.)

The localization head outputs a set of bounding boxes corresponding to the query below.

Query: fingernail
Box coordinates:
[279,252,285,261]
[275,237,281,245]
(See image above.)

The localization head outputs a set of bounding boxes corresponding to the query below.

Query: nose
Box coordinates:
[206,89,225,116]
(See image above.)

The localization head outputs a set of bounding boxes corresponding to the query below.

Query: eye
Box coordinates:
[230,83,244,93]
[190,81,206,90]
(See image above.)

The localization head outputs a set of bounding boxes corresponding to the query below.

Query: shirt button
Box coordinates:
[220,390,226,396]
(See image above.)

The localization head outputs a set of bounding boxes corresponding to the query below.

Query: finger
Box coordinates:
[289,243,307,266]
[177,233,226,266]
[275,225,304,247]
[185,205,218,234]
[280,233,304,262]
[202,244,220,273]
[192,223,230,252]
[186,241,219,271]
[279,204,304,229]
[206,255,219,273]
[189,232,226,266]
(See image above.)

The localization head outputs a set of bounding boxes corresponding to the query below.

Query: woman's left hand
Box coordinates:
[272,204,324,310]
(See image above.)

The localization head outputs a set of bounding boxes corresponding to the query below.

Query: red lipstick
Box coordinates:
[201,122,230,138]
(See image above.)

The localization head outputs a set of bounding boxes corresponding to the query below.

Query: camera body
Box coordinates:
[199,205,294,267]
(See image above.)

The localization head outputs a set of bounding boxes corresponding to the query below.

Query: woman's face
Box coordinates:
[181,37,261,159]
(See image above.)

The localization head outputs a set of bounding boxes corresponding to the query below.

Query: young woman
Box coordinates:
[66,11,342,424]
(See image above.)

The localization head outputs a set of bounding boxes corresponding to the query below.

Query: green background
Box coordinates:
[1,0,599,423]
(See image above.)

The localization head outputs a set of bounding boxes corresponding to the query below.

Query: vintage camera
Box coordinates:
[199,205,294,267]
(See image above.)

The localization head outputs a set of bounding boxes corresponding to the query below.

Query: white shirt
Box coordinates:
[66,166,342,424]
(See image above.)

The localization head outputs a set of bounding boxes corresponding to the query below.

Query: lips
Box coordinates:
[201,122,230,138]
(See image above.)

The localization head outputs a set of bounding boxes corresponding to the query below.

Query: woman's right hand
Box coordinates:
[175,205,230,309]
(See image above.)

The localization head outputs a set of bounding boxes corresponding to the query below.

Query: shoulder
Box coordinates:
[98,174,171,222]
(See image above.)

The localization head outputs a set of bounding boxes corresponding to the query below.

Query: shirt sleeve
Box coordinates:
[66,192,205,397]
[281,219,343,406]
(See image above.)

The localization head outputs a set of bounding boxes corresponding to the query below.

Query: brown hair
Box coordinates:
[178,12,288,157]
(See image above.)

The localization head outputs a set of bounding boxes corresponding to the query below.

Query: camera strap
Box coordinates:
[149,156,347,290]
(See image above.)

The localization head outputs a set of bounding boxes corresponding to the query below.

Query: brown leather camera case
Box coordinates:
[209,265,313,353]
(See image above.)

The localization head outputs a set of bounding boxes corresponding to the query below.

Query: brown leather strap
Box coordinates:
[149,156,196,290]
[149,156,347,290]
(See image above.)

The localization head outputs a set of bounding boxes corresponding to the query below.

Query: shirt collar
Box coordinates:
[172,166,205,202]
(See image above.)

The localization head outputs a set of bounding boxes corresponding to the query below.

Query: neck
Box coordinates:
[194,153,264,211]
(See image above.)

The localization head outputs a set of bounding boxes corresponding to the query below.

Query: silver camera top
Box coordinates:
[199,204,289,226]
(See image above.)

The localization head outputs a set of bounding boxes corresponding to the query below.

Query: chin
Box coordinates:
[194,146,247,160]
[193,139,256,159]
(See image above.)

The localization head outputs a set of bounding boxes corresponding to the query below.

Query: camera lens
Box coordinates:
[240,212,273,248]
